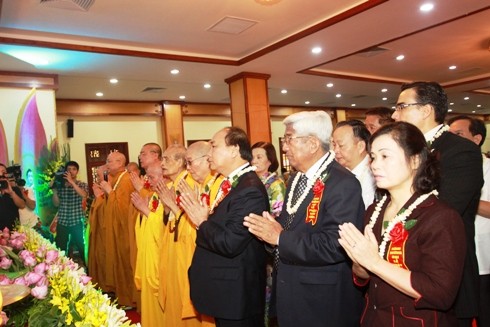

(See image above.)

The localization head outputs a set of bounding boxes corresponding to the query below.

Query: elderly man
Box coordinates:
[181,127,269,327]
[364,106,394,134]
[244,111,364,327]
[130,163,165,326]
[449,115,490,327]
[89,151,138,307]
[332,119,375,208]
[393,81,483,327]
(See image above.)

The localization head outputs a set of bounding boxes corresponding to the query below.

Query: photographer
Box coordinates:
[0,163,26,230]
[51,161,88,264]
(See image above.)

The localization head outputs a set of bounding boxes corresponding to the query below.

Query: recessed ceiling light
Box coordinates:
[96,92,103,97]
[472,110,476,113]
[382,97,387,101]
[171,69,180,75]
[30,81,39,88]
[381,88,388,93]
[450,102,454,105]
[449,65,457,70]
[477,105,482,108]
[448,109,453,112]
[326,83,334,88]
[109,78,118,84]
[420,3,434,12]
[351,104,356,107]
[281,89,287,94]
[179,95,186,100]
[203,83,211,89]
[396,55,405,61]
[304,101,310,105]
[311,47,322,54]
[335,94,341,98]
[464,97,470,100]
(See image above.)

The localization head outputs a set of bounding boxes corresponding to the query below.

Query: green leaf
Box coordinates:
[404,219,417,230]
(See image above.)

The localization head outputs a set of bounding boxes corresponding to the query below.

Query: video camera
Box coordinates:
[51,166,66,189]
[0,173,13,190]
[0,165,21,190]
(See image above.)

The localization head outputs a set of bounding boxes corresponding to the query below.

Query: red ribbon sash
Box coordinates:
[305,192,323,226]
[386,239,408,269]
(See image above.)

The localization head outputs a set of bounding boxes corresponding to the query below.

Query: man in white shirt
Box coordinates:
[449,115,490,327]
[332,120,375,208]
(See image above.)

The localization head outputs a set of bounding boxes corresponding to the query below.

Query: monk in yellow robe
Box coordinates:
[131,163,166,326]
[90,151,138,307]
[156,144,215,326]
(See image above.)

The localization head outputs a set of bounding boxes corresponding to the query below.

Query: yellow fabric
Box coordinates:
[134,192,165,326]
[158,170,215,326]
[87,194,108,290]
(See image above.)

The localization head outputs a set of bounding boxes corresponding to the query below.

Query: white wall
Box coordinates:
[183,116,230,145]
[57,115,162,182]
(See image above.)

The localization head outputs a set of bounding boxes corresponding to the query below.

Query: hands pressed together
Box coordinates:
[243,212,283,245]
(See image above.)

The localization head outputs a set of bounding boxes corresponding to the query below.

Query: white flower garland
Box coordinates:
[427,124,449,147]
[367,190,438,258]
[286,151,335,215]
[209,165,256,211]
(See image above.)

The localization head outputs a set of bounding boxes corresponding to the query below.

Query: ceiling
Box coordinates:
[0,0,489,114]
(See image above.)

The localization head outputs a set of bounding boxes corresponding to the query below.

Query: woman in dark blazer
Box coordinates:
[339,122,466,327]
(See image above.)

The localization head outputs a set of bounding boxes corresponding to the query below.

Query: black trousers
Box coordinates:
[215,314,264,327]
[478,274,490,327]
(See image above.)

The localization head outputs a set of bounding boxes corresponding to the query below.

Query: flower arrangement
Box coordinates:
[0,226,140,327]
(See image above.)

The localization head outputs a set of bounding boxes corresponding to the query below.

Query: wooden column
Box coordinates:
[225,72,272,144]
[162,102,184,148]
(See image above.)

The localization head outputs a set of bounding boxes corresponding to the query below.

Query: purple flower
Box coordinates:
[45,250,58,264]
[24,272,43,286]
[31,285,48,299]
[0,256,12,269]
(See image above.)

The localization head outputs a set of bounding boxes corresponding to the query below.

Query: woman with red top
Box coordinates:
[338,121,466,326]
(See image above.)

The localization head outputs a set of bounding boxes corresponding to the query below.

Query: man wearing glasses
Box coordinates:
[393,81,483,327]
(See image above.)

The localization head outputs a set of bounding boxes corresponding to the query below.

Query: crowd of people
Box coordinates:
[1,80,489,327]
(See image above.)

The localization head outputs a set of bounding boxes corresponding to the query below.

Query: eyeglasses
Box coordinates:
[395,102,425,111]
[281,135,310,145]
[186,155,208,166]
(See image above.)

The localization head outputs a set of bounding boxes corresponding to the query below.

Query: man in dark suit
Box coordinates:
[393,81,483,327]
[244,110,365,327]
[182,127,269,327]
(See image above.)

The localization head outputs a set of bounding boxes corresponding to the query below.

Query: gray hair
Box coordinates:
[283,110,332,151]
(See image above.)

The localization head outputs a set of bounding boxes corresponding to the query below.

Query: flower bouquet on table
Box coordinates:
[0,226,140,327]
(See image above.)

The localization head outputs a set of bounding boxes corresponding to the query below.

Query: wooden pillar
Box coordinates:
[162,102,184,148]
[225,72,272,144]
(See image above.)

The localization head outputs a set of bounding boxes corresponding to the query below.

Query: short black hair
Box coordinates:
[335,119,371,145]
[401,81,448,124]
[447,115,487,146]
[66,161,79,171]
[224,127,252,162]
[365,107,395,125]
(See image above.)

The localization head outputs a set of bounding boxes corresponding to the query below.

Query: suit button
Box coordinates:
[374,283,377,288]
[373,305,377,310]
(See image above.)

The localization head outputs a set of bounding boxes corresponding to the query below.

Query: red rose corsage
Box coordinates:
[200,193,210,206]
[389,222,408,243]
[312,179,325,196]
[150,197,159,212]
[221,179,232,195]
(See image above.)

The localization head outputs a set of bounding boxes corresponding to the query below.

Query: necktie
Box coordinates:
[274,174,309,271]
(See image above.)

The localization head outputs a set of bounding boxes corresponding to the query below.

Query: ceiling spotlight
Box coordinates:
[203,83,211,89]
[179,95,186,100]
[304,101,310,105]
[351,104,356,107]
[335,94,341,98]
[449,65,457,70]
[472,110,476,113]
[96,92,103,97]
[171,69,180,75]
[477,105,482,108]
[311,47,322,54]
[109,78,118,84]
[396,55,405,61]
[381,88,388,93]
[326,83,334,88]
[450,102,454,105]
[420,3,434,12]
[382,97,387,101]
[281,89,288,94]
[464,97,469,100]
[448,109,453,112]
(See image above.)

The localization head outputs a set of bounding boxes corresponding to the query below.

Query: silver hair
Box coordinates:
[283,110,332,151]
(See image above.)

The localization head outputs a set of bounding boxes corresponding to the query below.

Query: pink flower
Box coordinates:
[80,275,92,285]
[10,238,24,250]
[45,250,59,264]
[13,276,27,286]
[0,256,12,269]
[0,275,12,285]
[0,311,9,326]
[34,262,48,274]
[31,285,48,299]
[0,247,6,257]
[36,245,47,258]
[2,228,10,238]
[0,239,7,246]
[272,200,284,216]
[19,250,37,267]
[24,272,43,286]
[36,275,48,287]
